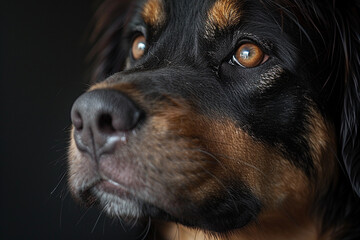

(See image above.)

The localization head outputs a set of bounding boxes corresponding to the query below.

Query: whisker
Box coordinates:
[76,207,92,226]
[195,149,227,171]
[139,217,152,240]
[130,215,139,230]
[51,172,67,195]
[91,210,104,233]
[195,148,266,176]
[116,214,127,232]
[102,215,107,235]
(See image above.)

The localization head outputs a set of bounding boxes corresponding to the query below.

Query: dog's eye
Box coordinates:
[232,43,268,68]
[131,35,146,60]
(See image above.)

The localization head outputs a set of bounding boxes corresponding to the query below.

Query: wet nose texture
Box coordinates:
[71,89,143,159]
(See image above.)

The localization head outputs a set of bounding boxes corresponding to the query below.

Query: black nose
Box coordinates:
[71,89,142,158]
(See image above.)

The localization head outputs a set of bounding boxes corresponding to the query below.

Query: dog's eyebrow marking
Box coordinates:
[142,0,166,27]
[205,0,242,37]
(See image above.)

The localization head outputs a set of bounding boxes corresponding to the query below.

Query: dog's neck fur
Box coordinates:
[154,187,350,240]
[155,188,357,240]
[155,200,331,240]
[159,218,321,240]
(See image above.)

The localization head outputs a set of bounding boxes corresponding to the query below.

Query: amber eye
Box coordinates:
[233,43,268,68]
[131,35,146,60]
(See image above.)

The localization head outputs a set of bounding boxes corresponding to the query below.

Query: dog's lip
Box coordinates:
[106,178,122,187]
[95,175,133,198]
[100,175,124,189]
[96,175,137,198]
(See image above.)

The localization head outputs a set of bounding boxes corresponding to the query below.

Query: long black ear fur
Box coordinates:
[89,0,135,83]
[338,1,360,197]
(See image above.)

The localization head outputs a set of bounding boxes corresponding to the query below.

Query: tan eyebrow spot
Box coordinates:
[206,0,242,37]
[142,0,166,27]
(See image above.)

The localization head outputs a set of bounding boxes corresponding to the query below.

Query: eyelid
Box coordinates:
[235,38,270,56]
[233,32,273,51]
[126,25,147,43]
[132,25,147,37]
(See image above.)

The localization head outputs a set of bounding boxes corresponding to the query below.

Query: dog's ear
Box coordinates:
[89,0,135,83]
[336,3,360,197]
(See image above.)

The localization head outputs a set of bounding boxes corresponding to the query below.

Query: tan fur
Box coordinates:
[307,108,338,189]
[206,0,242,37]
[142,0,166,27]
[160,221,319,240]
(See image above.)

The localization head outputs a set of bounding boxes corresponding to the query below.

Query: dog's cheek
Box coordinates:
[306,108,337,189]
[141,96,313,210]
[198,118,311,206]
[152,107,310,210]
[146,112,315,232]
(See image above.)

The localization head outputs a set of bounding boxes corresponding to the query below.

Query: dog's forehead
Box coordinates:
[141,0,242,33]
[135,0,248,64]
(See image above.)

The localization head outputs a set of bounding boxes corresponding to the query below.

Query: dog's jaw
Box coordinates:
[93,188,143,219]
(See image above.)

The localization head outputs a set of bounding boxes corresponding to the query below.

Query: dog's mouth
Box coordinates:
[76,170,174,225]
[94,177,132,200]
[76,163,142,205]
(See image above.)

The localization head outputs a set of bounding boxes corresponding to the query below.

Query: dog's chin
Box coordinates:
[90,180,143,219]
[94,190,144,219]
[78,179,169,221]
[76,178,259,233]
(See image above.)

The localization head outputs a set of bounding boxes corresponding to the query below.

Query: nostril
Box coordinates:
[70,89,144,154]
[98,113,116,134]
[72,111,83,131]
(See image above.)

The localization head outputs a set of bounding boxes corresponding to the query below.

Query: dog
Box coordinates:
[67,0,360,239]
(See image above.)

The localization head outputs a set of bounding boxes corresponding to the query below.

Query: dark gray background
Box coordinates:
[1,1,142,239]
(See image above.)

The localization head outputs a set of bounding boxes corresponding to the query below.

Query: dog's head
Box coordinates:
[68,0,360,238]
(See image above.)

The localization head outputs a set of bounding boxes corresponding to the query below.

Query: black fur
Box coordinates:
[83,0,360,238]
